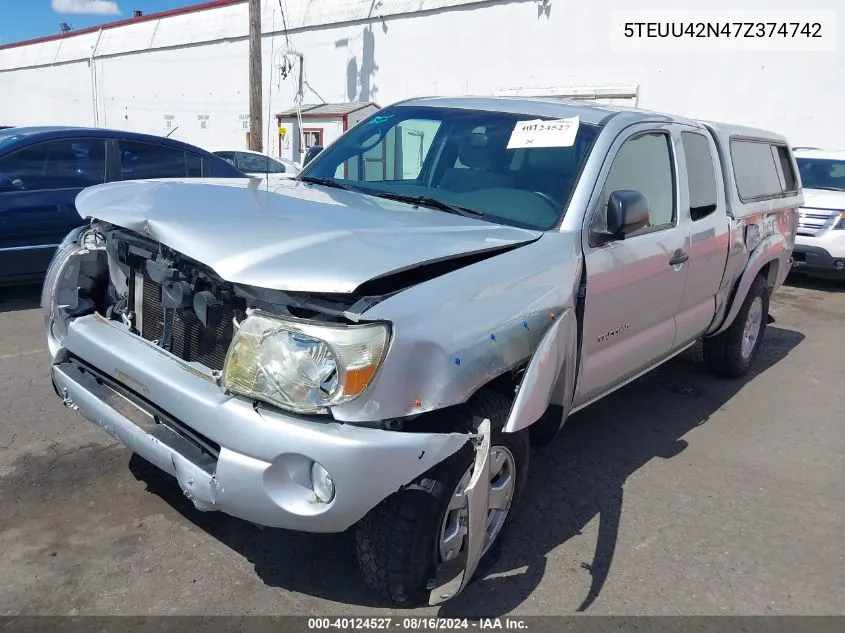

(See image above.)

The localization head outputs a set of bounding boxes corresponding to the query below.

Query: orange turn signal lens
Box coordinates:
[343,364,378,396]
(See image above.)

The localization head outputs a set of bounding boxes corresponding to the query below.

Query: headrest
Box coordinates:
[458,132,493,170]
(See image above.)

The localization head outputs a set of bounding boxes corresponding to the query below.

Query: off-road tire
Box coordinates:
[703,274,770,378]
[354,388,530,607]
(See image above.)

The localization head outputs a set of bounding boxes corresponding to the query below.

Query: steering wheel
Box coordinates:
[532,191,560,212]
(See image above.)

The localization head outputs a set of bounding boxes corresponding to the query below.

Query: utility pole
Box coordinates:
[248,0,263,151]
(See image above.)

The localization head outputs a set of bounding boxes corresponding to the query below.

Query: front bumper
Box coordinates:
[50,313,470,533]
[791,242,845,279]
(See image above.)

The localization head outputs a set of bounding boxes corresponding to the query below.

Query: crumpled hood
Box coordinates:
[75,178,541,293]
[801,188,845,210]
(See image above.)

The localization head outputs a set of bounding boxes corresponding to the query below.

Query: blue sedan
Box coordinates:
[0,126,245,287]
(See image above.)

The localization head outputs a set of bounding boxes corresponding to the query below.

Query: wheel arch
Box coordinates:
[709,234,786,337]
[501,306,579,434]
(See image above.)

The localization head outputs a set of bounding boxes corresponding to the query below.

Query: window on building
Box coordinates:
[681,132,718,221]
[0,139,106,191]
[600,132,676,233]
[119,141,201,180]
[303,129,323,149]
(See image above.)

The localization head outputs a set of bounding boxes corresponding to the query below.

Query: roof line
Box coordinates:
[275,102,380,117]
[0,0,244,52]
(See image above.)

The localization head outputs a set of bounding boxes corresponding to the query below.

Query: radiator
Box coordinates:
[139,275,235,372]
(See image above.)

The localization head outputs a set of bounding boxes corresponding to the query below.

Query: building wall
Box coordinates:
[0,0,842,155]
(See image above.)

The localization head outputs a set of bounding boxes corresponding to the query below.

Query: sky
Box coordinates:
[0,0,203,46]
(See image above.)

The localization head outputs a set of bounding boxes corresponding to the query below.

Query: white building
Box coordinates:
[0,0,842,159]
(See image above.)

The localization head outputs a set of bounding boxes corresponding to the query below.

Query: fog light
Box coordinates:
[834,260,845,270]
[311,462,335,503]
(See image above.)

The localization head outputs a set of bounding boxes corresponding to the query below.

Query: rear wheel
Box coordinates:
[703,274,769,378]
[355,388,530,607]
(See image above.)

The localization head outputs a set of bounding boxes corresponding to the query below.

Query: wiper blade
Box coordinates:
[374,192,483,217]
[810,186,845,192]
[298,176,355,191]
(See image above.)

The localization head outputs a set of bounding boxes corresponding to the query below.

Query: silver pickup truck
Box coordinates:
[42,97,801,607]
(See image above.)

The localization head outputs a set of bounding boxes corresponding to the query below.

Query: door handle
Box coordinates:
[669,250,689,266]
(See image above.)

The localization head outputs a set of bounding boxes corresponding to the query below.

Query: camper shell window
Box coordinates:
[729,137,798,202]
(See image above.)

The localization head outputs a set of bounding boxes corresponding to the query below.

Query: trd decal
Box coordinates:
[596,323,631,344]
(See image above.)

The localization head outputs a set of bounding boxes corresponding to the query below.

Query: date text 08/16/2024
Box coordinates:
[307,618,529,630]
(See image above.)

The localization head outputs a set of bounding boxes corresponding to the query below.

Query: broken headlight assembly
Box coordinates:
[42,226,97,350]
[221,310,391,415]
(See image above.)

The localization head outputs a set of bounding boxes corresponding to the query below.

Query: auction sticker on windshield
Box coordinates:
[507,116,579,149]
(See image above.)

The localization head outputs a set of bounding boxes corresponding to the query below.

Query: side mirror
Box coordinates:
[302,145,324,167]
[600,190,650,240]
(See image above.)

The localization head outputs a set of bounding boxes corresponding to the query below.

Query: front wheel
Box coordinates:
[354,388,530,607]
[703,274,770,378]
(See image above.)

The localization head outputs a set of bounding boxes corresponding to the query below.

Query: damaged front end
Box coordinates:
[42,225,110,358]
[43,209,556,605]
[43,222,493,548]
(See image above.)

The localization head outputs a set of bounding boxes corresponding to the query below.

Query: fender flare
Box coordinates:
[710,233,786,337]
[503,307,578,434]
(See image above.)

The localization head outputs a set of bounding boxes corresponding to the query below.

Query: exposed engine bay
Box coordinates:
[73,223,380,374]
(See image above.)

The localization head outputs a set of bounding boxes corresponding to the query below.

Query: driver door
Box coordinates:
[572,125,690,408]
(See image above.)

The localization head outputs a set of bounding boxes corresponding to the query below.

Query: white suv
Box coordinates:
[792,149,845,280]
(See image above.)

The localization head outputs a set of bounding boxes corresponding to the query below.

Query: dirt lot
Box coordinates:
[1,275,843,616]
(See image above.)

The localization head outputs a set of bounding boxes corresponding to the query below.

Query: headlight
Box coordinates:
[221,310,390,414]
[835,211,845,230]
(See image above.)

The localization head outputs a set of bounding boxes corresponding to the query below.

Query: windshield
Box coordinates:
[300,105,600,230]
[796,157,845,191]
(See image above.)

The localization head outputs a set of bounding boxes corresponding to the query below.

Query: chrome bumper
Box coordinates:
[50,313,470,533]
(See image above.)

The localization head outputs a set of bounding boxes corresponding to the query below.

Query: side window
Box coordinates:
[187,153,202,177]
[773,145,797,192]
[681,132,718,221]
[236,152,283,173]
[600,132,675,234]
[119,141,192,180]
[0,139,106,191]
[215,151,236,167]
[730,139,795,201]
